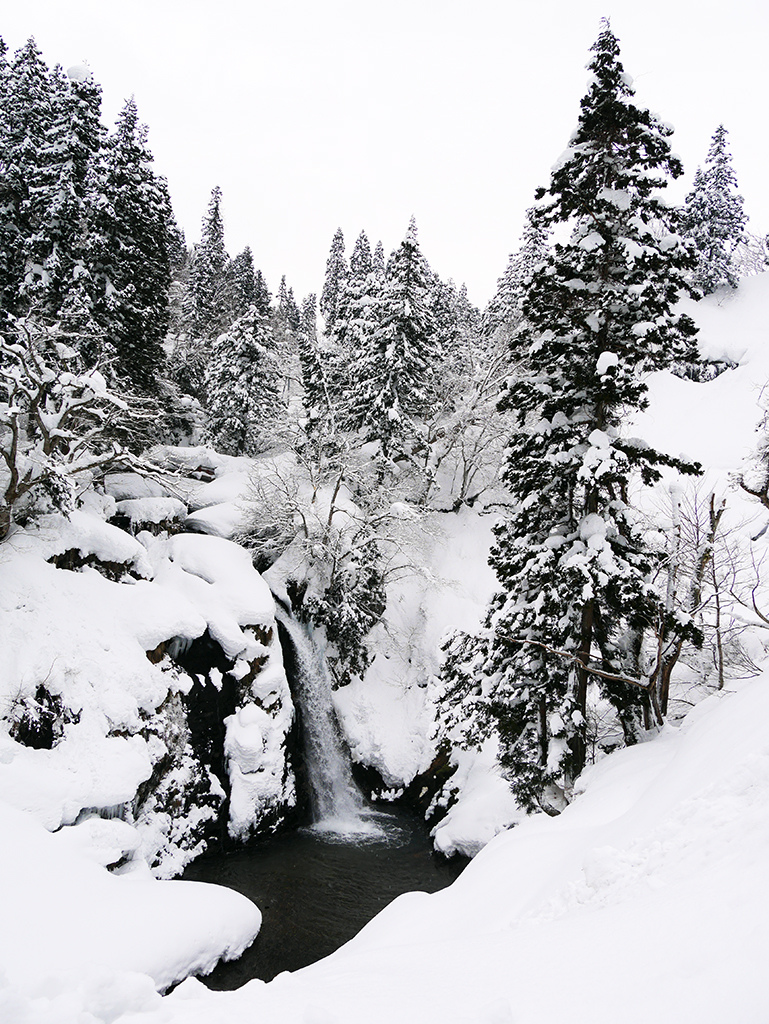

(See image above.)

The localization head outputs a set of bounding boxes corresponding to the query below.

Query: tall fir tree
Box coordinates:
[189,185,229,339]
[84,97,175,391]
[372,240,385,279]
[682,125,747,294]
[0,37,55,327]
[358,217,438,461]
[441,22,701,813]
[203,305,279,455]
[320,227,348,331]
[297,292,330,433]
[483,205,550,350]
[172,186,230,399]
[225,245,257,318]
[327,229,379,428]
[22,65,105,319]
[253,269,272,318]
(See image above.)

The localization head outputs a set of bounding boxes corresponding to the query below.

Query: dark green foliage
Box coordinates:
[483,206,550,350]
[189,186,230,340]
[440,23,701,813]
[358,218,438,461]
[302,536,388,685]
[0,38,55,326]
[23,67,105,319]
[85,98,175,392]
[226,246,257,317]
[297,293,330,432]
[253,269,272,318]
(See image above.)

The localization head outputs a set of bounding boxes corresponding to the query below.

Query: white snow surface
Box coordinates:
[0,507,290,1008]
[0,802,260,995]
[13,672,767,1023]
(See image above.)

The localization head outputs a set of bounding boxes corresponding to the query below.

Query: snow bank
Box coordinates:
[0,506,292,1009]
[111,676,769,1024]
[0,800,260,996]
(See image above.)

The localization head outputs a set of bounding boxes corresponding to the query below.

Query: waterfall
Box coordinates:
[276,609,378,835]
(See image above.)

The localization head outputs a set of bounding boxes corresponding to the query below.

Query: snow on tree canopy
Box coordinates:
[66,64,91,82]
[440,20,702,814]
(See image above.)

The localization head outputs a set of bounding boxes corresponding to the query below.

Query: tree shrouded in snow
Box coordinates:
[440,22,701,814]
[21,64,105,320]
[320,227,348,331]
[297,292,330,434]
[189,185,229,341]
[203,305,279,456]
[171,186,230,399]
[682,124,747,294]
[328,229,381,430]
[483,205,550,350]
[359,217,438,463]
[83,97,176,392]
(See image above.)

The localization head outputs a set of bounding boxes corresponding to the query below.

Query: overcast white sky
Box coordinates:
[3,0,767,307]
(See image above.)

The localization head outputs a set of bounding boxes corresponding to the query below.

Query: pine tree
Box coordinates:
[372,240,385,279]
[0,38,55,326]
[253,269,272,318]
[297,293,330,433]
[359,217,438,462]
[172,186,230,399]
[327,230,380,428]
[682,125,747,294]
[203,305,279,455]
[85,97,175,391]
[441,23,701,813]
[189,186,229,339]
[320,227,347,331]
[23,65,105,318]
[483,206,550,349]
[226,246,256,318]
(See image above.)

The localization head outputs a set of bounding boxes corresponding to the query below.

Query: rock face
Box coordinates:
[0,495,298,878]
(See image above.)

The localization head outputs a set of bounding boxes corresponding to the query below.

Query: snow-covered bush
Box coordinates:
[0,317,128,539]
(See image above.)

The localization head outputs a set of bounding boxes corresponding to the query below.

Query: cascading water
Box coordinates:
[276,609,378,835]
[182,606,467,985]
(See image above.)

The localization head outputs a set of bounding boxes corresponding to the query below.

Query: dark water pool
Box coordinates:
[182,808,466,986]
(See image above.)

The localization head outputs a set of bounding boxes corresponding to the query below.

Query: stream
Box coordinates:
[183,807,466,986]
[181,610,465,986]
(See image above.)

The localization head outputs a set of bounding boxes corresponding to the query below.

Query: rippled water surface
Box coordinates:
[182,808,466,986]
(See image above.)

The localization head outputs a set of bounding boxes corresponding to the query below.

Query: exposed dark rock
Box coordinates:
[8,685,79,749]
[47,548,140,581]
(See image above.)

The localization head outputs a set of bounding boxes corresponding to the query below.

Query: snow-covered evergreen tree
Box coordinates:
[483,206,550,350]
[253,269,272,318]
[682,125,747,294]
[327,230,380,429]
[297,293,330,433]
[319,227,348,331]
[0,38,55,327]
[85,97,175,392]
[22,65,105,319]
[203,305,278,455]
[189,186,229,340]
[226,246,257,318]
[171,187,230,399]
[359,217,438,463]
[441,22,701,813]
